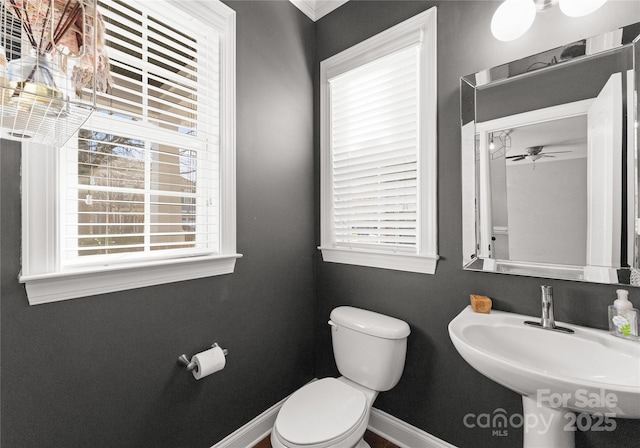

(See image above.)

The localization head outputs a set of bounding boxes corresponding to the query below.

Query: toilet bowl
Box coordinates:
[270,307,410,448]
[270,378,377,448]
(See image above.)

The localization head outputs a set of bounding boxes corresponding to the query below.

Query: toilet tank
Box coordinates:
[329,306,410,392]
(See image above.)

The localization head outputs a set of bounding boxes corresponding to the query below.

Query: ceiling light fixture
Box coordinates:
[491,0,537,42]
[491,0,608,41]
[559,0,608,17]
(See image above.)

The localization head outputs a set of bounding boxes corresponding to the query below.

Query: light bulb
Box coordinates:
[491,0,537,42]
[559,0,607,17]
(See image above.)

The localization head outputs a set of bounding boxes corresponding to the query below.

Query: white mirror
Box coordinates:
[461,23,640,285]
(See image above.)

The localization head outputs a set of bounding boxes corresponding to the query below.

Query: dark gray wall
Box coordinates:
[314,1,640,448]
[3,1,640,448]
[0,1,315,447]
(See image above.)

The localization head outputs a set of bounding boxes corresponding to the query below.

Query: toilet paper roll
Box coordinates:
[191,345,226,380]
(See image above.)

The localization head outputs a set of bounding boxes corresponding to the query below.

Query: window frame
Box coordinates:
[318,8,438,274]
[19,0,239,305]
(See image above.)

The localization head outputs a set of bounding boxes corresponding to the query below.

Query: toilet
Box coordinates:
[271,306,410,448]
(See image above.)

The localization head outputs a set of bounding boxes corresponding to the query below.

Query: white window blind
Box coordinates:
[330,46,419,251]
[319,8,438,274]
[61,0,220,266]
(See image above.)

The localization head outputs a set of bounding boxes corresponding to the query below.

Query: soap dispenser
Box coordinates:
[608,289,639,340]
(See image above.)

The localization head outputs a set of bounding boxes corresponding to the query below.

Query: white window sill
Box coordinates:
[19,254,243,305]
[319,247,438,274]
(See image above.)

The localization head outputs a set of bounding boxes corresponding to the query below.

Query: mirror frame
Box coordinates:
[461,22,640,285]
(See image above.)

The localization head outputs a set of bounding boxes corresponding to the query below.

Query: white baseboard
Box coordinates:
[211,396,457,448]
[211,396,284,448]
[368,408,458,448]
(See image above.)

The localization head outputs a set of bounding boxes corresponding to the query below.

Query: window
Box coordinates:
[319,8,438,274]
[19,0,238,304]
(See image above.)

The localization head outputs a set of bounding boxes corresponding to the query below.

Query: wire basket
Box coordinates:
[0,0,110,146]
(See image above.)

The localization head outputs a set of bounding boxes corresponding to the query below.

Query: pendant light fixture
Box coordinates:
[0,0,111,146]
[491,0,609,41]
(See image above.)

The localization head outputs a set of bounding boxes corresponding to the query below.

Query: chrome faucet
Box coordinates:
[524,285,574,334]
[540,285,555,329]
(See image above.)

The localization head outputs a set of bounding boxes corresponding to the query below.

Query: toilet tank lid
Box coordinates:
[330,306,410,339]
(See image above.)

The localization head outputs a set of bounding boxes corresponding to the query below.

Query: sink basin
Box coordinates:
[449,305,640,447]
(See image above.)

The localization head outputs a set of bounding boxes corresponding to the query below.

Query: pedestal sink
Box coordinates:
[448,305,640,448]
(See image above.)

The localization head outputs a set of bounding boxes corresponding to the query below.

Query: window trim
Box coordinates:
[22,254,242,305]
[19,0,239,305]
[318,8,438,274]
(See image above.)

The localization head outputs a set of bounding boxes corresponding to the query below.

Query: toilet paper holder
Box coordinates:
[177,343,228,372]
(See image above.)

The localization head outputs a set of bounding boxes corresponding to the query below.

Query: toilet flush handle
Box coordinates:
[328,320,338,330]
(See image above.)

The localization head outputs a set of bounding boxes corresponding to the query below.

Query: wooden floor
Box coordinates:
[252,430,401,448]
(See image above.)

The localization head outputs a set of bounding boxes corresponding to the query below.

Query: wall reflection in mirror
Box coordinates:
[461,22,640,285]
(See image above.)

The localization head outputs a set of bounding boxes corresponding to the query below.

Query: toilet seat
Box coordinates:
[274,378,367,446]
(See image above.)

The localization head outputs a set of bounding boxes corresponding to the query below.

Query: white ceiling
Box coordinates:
[289,0,350,21]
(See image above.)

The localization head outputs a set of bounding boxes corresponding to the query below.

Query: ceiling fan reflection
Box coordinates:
[506,145,572,162]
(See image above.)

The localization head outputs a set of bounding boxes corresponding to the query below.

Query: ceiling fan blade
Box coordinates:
[505,154,526,159]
